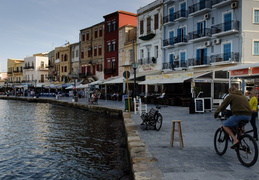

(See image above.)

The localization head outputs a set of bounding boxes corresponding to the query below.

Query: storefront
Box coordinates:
[225,63,259,95]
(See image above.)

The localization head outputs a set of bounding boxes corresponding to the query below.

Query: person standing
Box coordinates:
[248,90,258,141]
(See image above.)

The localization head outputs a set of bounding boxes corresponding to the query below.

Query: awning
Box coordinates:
[223,63,259,71]
[76,84,89,89]
[65,85,74,89]
[103,77,125,84]
[89,79,104,85]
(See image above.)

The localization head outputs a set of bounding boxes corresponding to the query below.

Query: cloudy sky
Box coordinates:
[0,0,154,71]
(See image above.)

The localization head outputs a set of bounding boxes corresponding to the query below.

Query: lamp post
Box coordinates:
[131,62,138,98]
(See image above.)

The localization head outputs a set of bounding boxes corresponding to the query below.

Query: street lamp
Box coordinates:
[131,61,138,98]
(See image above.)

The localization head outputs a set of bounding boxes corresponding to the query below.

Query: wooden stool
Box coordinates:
[170,120,184,148]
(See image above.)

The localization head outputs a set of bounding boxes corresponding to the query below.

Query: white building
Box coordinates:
[23,54,49,86]
[137,0,164,73]
[150,0,259,104]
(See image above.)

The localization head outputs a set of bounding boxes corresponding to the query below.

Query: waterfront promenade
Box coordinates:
[2,96,259,180]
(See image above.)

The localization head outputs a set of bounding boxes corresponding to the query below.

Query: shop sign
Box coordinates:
[251,67,259,75]
[230,69,249,76]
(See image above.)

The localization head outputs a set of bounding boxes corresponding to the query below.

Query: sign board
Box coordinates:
[204,97,212,111]
[195,98,204,113]
[123,71,130,79]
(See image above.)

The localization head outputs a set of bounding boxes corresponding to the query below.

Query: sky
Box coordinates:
[0,0,155,72]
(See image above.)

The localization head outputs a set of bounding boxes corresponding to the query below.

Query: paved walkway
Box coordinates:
[4,96,259,179]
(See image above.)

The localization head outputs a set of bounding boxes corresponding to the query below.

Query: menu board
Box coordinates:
[195,98,204,113]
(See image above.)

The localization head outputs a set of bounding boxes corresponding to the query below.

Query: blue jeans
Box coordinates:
[223,115,251,127]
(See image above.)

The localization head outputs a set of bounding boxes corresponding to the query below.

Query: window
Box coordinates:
[107,59,111,68]
[223,43,231,61]
[98,45,102,55]
[82,33,85,41]
[129,49,133,62]
[40,61,44,68]
[112,20,116,31]
[88,48,92,57]
[94,46,97,56]
[224,12,232,31]
[140,20,144,34]
[154,46,158,58]
[254,9,259,23]
[99,27,103,37]
[169,7,175,22]
[254,41,259,55]
[112,41,116,51]
[177,26,187,43]
[147,17,151,34]
[81,50,84,59]
[180,51,186,67]
[76,50,79,57]
[107,22,111,32]
[154,14,159,30]
[112,58,116,69]
[94,28,98,38]
[86,32,89,40]
[97,64,102,71]
[107,42,111,52]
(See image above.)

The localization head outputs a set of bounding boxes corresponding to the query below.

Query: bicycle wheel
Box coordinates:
[154,113,163,131]
[236,134,258,167]
[214,127,228,155]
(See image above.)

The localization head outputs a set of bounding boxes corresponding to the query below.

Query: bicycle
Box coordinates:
[214,119,258,167]
[140,105,163,131]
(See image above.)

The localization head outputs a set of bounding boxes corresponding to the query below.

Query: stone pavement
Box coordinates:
[59,97,259,180]
[3,96,259,179]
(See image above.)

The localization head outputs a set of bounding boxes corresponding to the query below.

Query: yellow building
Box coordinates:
[54,43,71,82]
[118,25,137,75]
[7,58,24,84]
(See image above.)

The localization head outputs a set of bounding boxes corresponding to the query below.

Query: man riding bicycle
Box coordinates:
[214,86,252,149]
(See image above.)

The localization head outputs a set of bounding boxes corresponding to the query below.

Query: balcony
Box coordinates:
[173,35,188,46]
[163,38,174,48]
[212,0,235,8]
[210,52,240,65]
[188,0,212,17]
[211,20,239,37]
[138,58,153,65]
[174,10,188,22]
[187,57,211,68]
[23,66,34,70]
[164,0,176,5]
[163,14,175,25]
[104,68,116,75]
[162,62,174,70]
[188,28,211,42]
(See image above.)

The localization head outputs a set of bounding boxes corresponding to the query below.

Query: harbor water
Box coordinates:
[0,100,132,179]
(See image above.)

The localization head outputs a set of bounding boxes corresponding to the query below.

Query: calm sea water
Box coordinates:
[0,100,132,179]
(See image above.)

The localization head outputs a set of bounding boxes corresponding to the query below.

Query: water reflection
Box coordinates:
[0,100,132,179]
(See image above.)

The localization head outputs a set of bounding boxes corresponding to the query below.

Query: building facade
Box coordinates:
[103,11,137,79]
[23,54,49,86]
[7,58,24,84]
[54,44,71,82]
[80,22,105,81]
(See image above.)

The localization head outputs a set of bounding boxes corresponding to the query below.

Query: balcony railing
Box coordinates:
[187,57,210,67]
[188,28,211,41]
[23,66,34,70]
[163,14,175,24]
[138,58,152,65]
[211,20,239,35]
[104,68,116,75]
[210,52,240,63]
[188,0,212,15]
[174,10,188,21]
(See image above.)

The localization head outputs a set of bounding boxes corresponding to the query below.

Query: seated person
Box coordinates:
[89,92,98,104]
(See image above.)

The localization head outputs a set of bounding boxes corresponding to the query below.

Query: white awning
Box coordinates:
[103,77,125,84]
[76,84,89,89]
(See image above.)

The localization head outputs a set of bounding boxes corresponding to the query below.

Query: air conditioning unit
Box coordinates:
[204,13,210,20]
[205,41,211,47]
[231,2,238,9]
[174,55,179,59]
[214,38,221,45]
